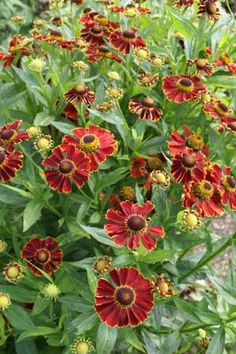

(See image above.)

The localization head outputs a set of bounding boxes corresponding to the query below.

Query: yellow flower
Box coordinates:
[0,292,11,311]
[28,58,46,72]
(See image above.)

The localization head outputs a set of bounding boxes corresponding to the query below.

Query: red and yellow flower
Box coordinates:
[42,144,90,193]
[210,164,236,210]
[168,126,209,156]
[84,46,122,63]
[130,154,165,179]
[129,97,162,121]
[63,103,78,122]
[81,23,108,46]
[64,84,96,107]
[105,200,164,250]
[109,28,146,54]
[21,236,63,276]
[0,149,23,182]
[197,0,221,21]
[187,58,213,76]
[62,125,117,172]
[183,173,224,218]
[219,116,236,134]
[163,75,206,103]
[203,100,231,119]
[171,150,206,184]
[0,120,29,149]
[0,35,30,67]
[94,267,154,327]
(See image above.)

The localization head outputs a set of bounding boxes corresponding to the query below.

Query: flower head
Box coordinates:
[0,240,7,252]
[27,126,42,138]
[203,100,231,119]
[34,134,53,152]
[106,87,123,100]
[93,256,113,275]
[0,120,29,149]
[94,267,154,327]
[65,84,95,107]
[109,28,145,54]
[154,274,174,298]
[137,72,158,87]
[129,97,162,121]
[3,262,23,283]
[62,125,117,172]
[28,57,46,72]
[70,337,94,354]
[105,200,164,250]
[181,209,201,230]
[21,236,63,276]
[42,144,90,193]
[197,0,220,21]
[43,284,61,300]
[168,126,209,156]
[0,148,23,182]
[163,75,206,103]
[0,292,11,311]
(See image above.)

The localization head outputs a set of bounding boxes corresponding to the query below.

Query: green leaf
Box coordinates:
[51,121,74,134]
[206,326,225,354]
[86,268,97,293]
[160,331,182,354]
[79,224,120,248]
[0,184,27,205]
[208,276,236,305]
[121,328,145,353]
[5,304,34,330]
[0,83,25,114]
[34,111,55,126]
[169,9,197,39]
[174,299,201,323]
[17,327,58,343]
[32,297,50,316]
[23,200,43,232]
[15,340,37,354]
[95,167,128,190]
[0,285,37,302]
[139,249,174,264]
[68,312,98,334]
[96,323,117,354]
[207,75,236,88]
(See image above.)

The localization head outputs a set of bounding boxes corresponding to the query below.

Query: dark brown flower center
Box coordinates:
[123,30,136,39]
[142,97,155,108]
[127,215,145,231]
[98,47,110,54]
[227,176,236,188]
[91,25,103,35]
[84,7,92,14]
[59,160,74,174]
[179,78,192,87]
[36,250,49,263]
[215,102,228,114]
[0,129,14,140]
[176,78,194,92]
[116,286,135,307]
[50,30,62,37]
[83,134,95,144]
[182,154,196,168]
[0,152,6,164]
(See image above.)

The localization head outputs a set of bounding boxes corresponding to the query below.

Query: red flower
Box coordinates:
[21,237,63,276]
[129,97,162,121]
[175,0,194,6]
[203,100,231,119]
[168,126,209,156]
[64,84,96,107]
[0,52,15,67]
[110,4,151,15]
[0,34,31,66]
[84,46,122,63]
[63,103,78,122]
[188,58,213,76]
[81,23,107,46]
[0,120,29,149]
[183,174,224,218]
[105,200,164,250]
[62,125,117,171]
[171,151,206,184]
[0,149,23,182]
[210,164,236,210]
[94,267,154,327]
[109,28,145,54]
[130,155,165,178]
[33,31,76,50]
[197,0,220,21]
[220,116,236,134]
[162,75,206,103]
[42,145,90,193]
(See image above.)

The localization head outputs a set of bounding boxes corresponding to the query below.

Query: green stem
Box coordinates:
[179,236,234,281]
